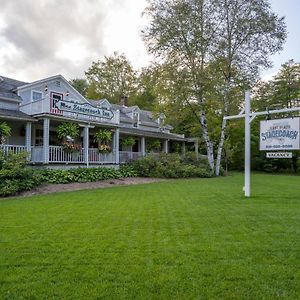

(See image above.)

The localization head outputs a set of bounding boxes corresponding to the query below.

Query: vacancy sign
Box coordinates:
[260,117,300,151]
[266,152,293,159]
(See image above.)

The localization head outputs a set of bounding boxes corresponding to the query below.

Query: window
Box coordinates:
[32,91,43,101]
[133,112,139,128]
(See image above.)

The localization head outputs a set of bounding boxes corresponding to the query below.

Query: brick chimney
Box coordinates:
[120,95,128,107]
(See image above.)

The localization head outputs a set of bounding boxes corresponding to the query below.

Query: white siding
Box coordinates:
[18,79,81,104]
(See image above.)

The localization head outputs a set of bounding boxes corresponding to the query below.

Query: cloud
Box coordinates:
[0,0,125,81]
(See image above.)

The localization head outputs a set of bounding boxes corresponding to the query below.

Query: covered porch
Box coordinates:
[0,117,191,166]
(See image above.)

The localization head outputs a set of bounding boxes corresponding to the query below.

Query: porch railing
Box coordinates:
[49,146,85,163]
[1,145,157,165]
[88,149,116,164]
[31,146,116,164]
[20,97,50,115]
[120,151,143,163]
[31,146,44,162]
[0,144,27,155]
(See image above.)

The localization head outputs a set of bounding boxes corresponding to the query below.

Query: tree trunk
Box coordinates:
[215,78,230,176]
[199,109,215,171]
[215,117,227,176]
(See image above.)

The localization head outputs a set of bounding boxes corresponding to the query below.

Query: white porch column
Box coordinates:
[194,139,199,160]
[181,142,186,156]
[163,140,169,153]
[83,126,89,167]
[114,128,120,164]
[141,137,146,156]
[25,122,32,157]
[43,118,50,164]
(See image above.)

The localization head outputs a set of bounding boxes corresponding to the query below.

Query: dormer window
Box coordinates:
[32,90,43,101]
[157,115,164,127]
[133,112,139,128]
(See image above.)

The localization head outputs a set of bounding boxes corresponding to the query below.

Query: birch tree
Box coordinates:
[142,0,286,175]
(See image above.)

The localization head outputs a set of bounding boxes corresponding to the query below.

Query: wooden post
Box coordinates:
[83,126,89,167]
[25,122,32,159]
[43,118,49,164]
[141,137,146,156]
[114,128,120,164]
[163,140,169,153]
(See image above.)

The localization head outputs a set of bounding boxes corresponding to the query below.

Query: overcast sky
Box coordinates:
[0,0,299,82]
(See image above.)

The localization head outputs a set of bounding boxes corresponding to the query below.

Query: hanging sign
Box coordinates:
[266,152,293,159]
[54,99,114,119]
[260,117,300,151]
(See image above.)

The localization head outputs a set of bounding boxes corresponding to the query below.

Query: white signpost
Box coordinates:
[224,92,300,197]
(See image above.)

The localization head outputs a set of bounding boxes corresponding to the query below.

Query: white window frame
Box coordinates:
[31,90,44,102]
[133,112,139,128]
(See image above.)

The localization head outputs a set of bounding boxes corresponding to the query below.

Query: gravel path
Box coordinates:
[7,177,165,198]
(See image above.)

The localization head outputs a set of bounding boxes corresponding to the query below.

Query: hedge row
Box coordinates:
[38,165,137,184]
[0,150,138,197]
[0,151,212,197]
[130,153,213,178]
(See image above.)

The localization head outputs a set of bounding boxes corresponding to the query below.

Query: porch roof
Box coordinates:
[119,127,186,141]
[0,108,36,122]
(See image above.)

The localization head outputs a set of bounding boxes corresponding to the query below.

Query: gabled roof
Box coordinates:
[111,104,163,127]
[88,98,112,109]
[16,74,88,104]
[0,75,27,102]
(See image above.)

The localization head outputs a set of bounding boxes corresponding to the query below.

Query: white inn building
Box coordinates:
[0,74,195,167]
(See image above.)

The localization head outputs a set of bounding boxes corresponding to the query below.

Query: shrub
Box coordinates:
[296,158,300,174]
[39,166,138,185]
[119,165,138,177]
[180,152,210,169]
[131,153,212,178]
[0,151,43,197]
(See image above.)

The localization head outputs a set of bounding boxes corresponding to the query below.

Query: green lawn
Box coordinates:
[1,173,299,299]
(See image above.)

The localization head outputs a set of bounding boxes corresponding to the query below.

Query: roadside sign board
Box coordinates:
[266,152,293,159]
[260,117,300,151]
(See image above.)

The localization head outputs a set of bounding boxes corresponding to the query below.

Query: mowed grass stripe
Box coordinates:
[0,173,299,299]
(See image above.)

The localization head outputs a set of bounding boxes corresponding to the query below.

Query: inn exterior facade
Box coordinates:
[0,74,196,167]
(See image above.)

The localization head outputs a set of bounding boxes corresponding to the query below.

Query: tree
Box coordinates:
[253,60,300,111]
[146,61,202,138]
[272,60,300,108]
[251,61,300,173]
[69,78,89,97]
[129,66,158,110]
[85,52,137,103]
[143,0,286,175]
